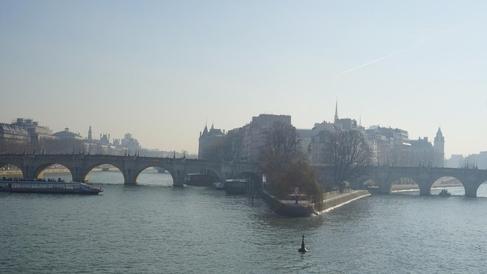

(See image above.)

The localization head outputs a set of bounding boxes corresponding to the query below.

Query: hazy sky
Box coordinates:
[1,1,487,156]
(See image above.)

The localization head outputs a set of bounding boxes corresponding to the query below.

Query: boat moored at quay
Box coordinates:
[224,179,249,195]
[261,189,316,217]
[0,178,103,195]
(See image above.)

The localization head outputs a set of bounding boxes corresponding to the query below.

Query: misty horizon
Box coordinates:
[3,2,487,274]
[2,1,487,156]
[0,111,465,158]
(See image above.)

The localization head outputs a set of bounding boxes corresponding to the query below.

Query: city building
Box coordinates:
[198,124,226,161]
[241,114,292,162]
[53,128,83,140]
[0,124,29,145]
[196,107,445,168]
[433,128,445,167]
[0,123,30,154]
[448,151,487,169]
[198,114,292,162]
[121,133,141,155]
[300,103,364,164]
[407,137,435,167]
[446,154,465,168]
[11,118,53,146]
[0,118,55,154]
[365,126,409,166]
[83,127,131,155]
[0,118,188,158]
[466,151,487,169]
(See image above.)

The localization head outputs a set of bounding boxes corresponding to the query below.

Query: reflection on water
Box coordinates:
[136,169,173,186]
[46,169,174,186]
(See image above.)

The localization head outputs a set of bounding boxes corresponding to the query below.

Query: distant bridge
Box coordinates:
[0,154,259,187]
[314,165,487,198]
[2,154,487,197]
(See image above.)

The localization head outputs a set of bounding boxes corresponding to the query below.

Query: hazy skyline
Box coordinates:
[1,1,487,156]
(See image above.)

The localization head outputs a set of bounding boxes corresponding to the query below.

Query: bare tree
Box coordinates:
[259,122,321,201]
[259,122,299,175]
[322,129,372,192]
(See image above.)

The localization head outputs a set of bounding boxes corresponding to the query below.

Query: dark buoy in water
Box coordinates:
[298,235,309,254]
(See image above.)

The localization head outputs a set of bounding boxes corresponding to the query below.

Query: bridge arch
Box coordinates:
[236,171,262,193]
[361,178,386,192]
[430,176,465,196]
[82,163,125,184]
[35,163,74,182]
[200,168,224,184]
[235,171,260,179]
[475,180,487,197]
[133,165,175,186]
[390,177,421,195]
[0,163,24,178]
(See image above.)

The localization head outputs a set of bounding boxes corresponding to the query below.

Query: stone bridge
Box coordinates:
[2,154,487,197]
[0,154,259,187]
[314,165,487,198]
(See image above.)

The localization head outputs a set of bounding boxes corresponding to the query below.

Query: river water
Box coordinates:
[1,170,487,273]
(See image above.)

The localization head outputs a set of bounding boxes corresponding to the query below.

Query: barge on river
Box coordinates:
[0,179,103,195]
[224,179,249,195]
[261,189,316,217]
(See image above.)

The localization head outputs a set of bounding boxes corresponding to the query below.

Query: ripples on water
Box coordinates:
[2,171,487,273]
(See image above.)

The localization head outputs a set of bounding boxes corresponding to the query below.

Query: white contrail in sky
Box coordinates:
[336,38,427,76]
[337,51,400,75]
[338,50,406,75]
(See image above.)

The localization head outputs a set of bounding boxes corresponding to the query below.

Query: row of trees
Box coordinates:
[259,122,371,198]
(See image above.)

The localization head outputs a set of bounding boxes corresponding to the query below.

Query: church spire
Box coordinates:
[436,127,443,137]
[435,127,444,142]
[202,123,208,135]
[88,126,92,141]
[334,101,339,123]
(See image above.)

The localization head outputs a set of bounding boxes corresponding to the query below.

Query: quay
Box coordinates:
[317,190,371,214]
[262,189,370,217]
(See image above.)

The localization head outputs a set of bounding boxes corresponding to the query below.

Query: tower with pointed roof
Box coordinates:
[201,124,208,137]
[198,123,225,160]
[434,127,445,167]
[334,101,339,123]
[88,126,92,141]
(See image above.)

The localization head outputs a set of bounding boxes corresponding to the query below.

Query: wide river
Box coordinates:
[1,170,487,273]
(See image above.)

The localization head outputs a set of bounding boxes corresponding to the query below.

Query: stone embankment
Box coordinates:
[261,190,370,217]
[316,190,370,214]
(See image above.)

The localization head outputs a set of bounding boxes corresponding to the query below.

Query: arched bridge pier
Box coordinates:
[0,154,260,187]
[313,166,487,198]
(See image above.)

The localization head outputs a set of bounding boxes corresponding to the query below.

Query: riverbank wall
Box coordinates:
[262,189,371,217]
[317,190,370,214]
